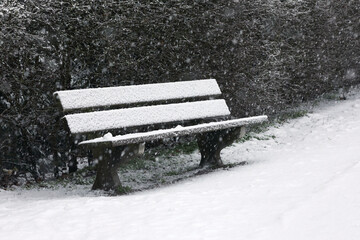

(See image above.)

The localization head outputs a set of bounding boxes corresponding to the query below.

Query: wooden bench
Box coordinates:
[54,79,267,191]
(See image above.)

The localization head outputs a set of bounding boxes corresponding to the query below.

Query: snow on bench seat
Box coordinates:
[54,79,221,111]
[79,116,268,147]
[65,99,231,134]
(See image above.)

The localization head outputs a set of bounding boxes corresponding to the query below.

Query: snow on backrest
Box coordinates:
[65,99,231,134]
[54,79,221,111]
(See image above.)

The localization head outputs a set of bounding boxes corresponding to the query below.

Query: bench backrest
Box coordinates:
[54,79,231,135]
[54,79,221,112]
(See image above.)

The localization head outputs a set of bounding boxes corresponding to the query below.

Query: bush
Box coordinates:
[0,0,359,180]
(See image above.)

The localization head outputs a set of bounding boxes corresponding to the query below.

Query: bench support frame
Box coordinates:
[197,127,246,167]
[92,144,144,191]
[91,127,246,191]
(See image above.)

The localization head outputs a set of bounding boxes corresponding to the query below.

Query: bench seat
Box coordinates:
[79,116,267,147]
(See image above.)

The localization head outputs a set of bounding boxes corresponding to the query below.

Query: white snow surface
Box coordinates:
[54,79,221,111]
[65,99,230,133]
[2,90,360,240]
[79,115,268,146]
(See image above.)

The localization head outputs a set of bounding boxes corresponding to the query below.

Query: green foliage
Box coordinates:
[119,158,149,171]
[237,133,276,143]
[177,141,199,155]
[322,93,340,100]
[118,141,198,172]
[164,170,182,176]
[115,185,132,195]
[276,110,308,123]
[147,141,198,161]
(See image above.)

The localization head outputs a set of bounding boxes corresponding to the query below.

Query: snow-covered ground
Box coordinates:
[1,89,360,240]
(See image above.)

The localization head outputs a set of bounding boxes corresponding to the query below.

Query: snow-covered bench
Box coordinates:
[54,79,267,191]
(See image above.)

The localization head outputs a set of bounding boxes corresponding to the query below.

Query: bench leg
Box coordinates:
[91,144,144,191]
[92,147,121,191]
[197,127,246,167]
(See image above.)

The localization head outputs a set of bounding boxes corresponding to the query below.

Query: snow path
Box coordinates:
[1,92,360,240]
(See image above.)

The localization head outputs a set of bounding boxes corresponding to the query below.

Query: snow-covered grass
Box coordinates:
[1,87,360,240]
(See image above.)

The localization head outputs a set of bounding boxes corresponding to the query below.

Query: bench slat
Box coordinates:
[55,79,221,111]
[65,99,231,134]
[79,116,268,147]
